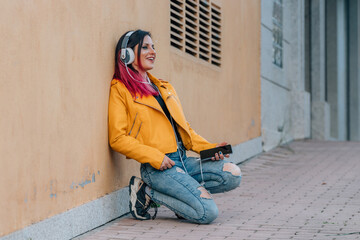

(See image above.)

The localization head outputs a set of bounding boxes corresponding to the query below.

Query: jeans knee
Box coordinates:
[232,174,241,188]
[222,163,241,191]
[223,163,241,176]
[224,171,241,192]
[199,201,218,224]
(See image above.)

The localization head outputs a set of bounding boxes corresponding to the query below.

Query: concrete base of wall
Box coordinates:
[1,138,262,240]
[1,188,130,240]
[229,137,263,164]
[311,100,331,140]
[291,91,311,139]
[261,128,283,152]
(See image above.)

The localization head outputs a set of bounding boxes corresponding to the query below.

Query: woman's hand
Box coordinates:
[211,142,231,161]
[159,155,175,171]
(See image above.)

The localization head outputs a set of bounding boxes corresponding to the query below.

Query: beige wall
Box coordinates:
[0,0,260,236]
[169,1,261,144]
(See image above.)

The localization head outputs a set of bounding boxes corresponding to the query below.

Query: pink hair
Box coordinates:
[113,57,158,98]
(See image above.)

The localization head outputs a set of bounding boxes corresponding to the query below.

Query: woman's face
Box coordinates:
[132,35,156,75]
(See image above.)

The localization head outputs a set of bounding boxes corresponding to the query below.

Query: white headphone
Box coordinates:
[120,31,135,65]
[120,31,151,85]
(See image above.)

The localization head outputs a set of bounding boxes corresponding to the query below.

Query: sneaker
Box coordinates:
[129,176,157,220]
[175,213,185,220]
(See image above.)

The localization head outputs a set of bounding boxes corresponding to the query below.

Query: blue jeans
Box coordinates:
[140,146,241,224]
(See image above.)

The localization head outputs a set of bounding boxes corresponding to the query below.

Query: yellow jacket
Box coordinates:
[108,73,217,169]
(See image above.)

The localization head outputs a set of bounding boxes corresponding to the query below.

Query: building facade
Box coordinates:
[1,0,359,239]
[261,0,311,151]
[261,0,360,152]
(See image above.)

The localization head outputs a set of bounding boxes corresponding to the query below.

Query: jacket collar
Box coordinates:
[131,72,166,113]
[136,72,190,137]
[147,72,167,89]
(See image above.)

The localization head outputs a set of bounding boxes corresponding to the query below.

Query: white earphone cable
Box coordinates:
[153,83,189,175]
[125,63,151,85]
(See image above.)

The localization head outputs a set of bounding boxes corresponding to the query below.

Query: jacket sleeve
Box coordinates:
[187,122,218,153]
[108,84,164,169]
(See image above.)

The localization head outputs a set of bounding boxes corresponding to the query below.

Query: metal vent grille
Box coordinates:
[170,0,222,67]
[170,0,184,50]
[210,2,221,66]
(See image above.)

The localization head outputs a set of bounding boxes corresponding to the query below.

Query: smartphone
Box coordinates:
[200,145,233,161]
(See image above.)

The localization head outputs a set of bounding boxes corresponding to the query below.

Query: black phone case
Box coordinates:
[200,145,233,160]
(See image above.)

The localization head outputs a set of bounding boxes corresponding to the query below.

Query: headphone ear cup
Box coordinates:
[125,48,135,64]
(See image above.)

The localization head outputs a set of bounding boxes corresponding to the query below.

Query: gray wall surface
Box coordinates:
[310,0,331,140]
[261,0,310,151]
[262,0,360,148]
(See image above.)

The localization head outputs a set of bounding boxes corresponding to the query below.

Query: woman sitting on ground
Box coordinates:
[108,29,242,224]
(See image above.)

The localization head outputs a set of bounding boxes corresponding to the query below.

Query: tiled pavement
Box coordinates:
[74,140,360,240]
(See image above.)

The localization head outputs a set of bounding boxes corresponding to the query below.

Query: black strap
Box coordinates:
[150,201,158,220]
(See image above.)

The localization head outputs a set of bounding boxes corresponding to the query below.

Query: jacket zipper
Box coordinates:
[135,122,142,139]
[134,100,162,113]
[134,100,178,146]
[128,112,138,136]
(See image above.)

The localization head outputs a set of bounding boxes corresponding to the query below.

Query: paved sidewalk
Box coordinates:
[74,141,360,240]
